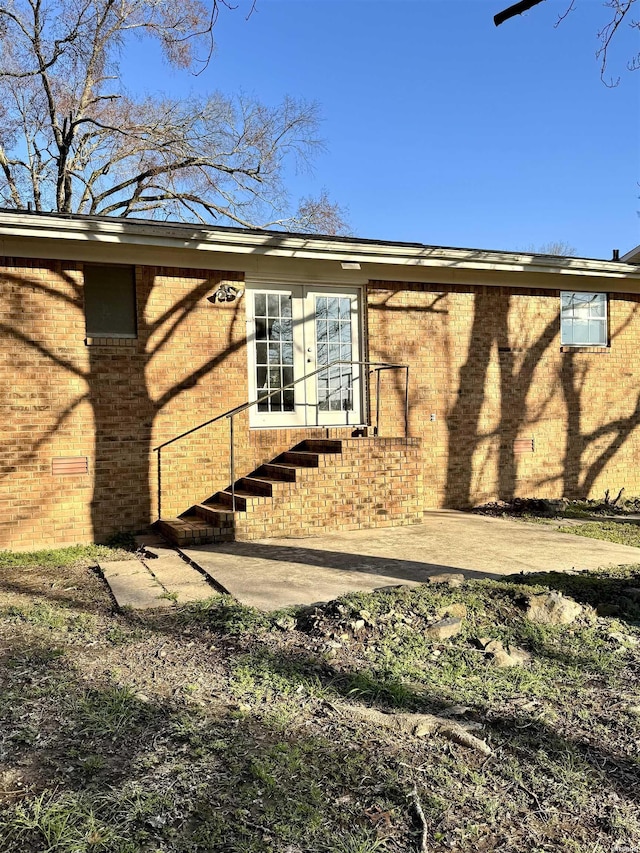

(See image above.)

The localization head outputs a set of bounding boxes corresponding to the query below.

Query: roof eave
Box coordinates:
[0,209,639,279]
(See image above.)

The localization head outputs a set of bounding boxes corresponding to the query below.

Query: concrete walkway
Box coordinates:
[100,537,218,609]
[181,510,640,610]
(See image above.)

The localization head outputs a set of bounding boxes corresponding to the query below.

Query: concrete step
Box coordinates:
[142,551,217,603]
[99,559,173,610]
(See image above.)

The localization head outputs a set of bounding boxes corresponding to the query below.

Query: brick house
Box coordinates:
[1,208,640,551]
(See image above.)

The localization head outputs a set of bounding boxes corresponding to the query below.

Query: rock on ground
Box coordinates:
[481,639,531,668]
[525,591,583,625]
[426,616,463,641]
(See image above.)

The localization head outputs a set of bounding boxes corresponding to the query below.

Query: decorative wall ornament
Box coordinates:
[208,284,240,304]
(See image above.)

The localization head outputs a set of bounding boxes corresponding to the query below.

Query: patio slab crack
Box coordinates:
[99,536,219,610]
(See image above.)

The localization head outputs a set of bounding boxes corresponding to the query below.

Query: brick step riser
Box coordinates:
[236,477,272,497]
[155,519,234,547]
[235,476,293,497]
[214,490,270,511]
[192,504,237,525]
[214,491,248,511]
[257,463,298,482]
[276,451,320,467]
[297,439,343,454]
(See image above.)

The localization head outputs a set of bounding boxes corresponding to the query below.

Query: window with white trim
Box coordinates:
[560,291,607,346]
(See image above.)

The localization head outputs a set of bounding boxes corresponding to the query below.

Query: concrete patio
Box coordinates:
[180,509,640,610]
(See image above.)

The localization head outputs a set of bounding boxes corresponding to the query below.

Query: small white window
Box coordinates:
[560,292,607,346]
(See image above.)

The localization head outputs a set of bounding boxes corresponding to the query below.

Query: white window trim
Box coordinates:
[560,291,608,347]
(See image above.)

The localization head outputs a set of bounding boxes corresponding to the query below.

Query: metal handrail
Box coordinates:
[225,359,407,420]
[154,359,409,517]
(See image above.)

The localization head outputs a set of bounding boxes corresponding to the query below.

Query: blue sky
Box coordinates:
[124,0,639,258]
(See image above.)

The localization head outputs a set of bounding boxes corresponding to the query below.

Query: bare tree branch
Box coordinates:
[494,0,639,82]
[494,0,545,27]
[0,0,344,232]
[597,0,637,84]
[0,146,25,208]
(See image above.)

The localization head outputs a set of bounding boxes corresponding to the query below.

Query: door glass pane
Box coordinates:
[267,294,279,316]
[268,342,280,362]
[254,292,294,412]
[254,293,266,315]
[329,344,341,363]
[315,296,353,413]
[282,366,294,388]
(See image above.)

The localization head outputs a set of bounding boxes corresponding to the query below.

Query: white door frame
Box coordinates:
[245,280,364,429]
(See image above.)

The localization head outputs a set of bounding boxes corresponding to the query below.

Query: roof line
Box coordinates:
[0,208,638,278]
[0,206,615,262]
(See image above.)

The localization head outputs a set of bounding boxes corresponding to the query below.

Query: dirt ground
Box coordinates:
[1,547,639,852]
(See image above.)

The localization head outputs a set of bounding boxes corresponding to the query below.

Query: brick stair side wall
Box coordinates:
[230,437,423,540]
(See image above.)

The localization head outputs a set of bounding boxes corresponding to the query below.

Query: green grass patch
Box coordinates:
[299,578,636,714]
[1,601,95,632]
[177,595,280,634]
[2,550,639,853]
[0,791,131,852]
[69,686,160,740]
[0,543,132,571]
[557,520,640,548]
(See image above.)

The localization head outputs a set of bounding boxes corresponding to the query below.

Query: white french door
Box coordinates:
[246,283,362,428]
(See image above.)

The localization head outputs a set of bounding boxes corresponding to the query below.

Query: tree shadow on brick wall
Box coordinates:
[443,288,640,507]
[444,288,559,506]
[551,299,640,499]
[0,261,247,546]
[367,286,448,437]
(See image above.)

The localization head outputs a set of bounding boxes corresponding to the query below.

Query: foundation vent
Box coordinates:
[52,456,89,475]
[513,438,535,454]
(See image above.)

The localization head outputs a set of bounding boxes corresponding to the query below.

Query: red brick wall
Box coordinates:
[0,259,246,549]
[368,281,640,508]
[2,257,640,551]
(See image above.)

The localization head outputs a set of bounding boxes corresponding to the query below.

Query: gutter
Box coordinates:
[0,209,639,280]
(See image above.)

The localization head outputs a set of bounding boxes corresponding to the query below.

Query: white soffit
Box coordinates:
[1,210,640,281]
